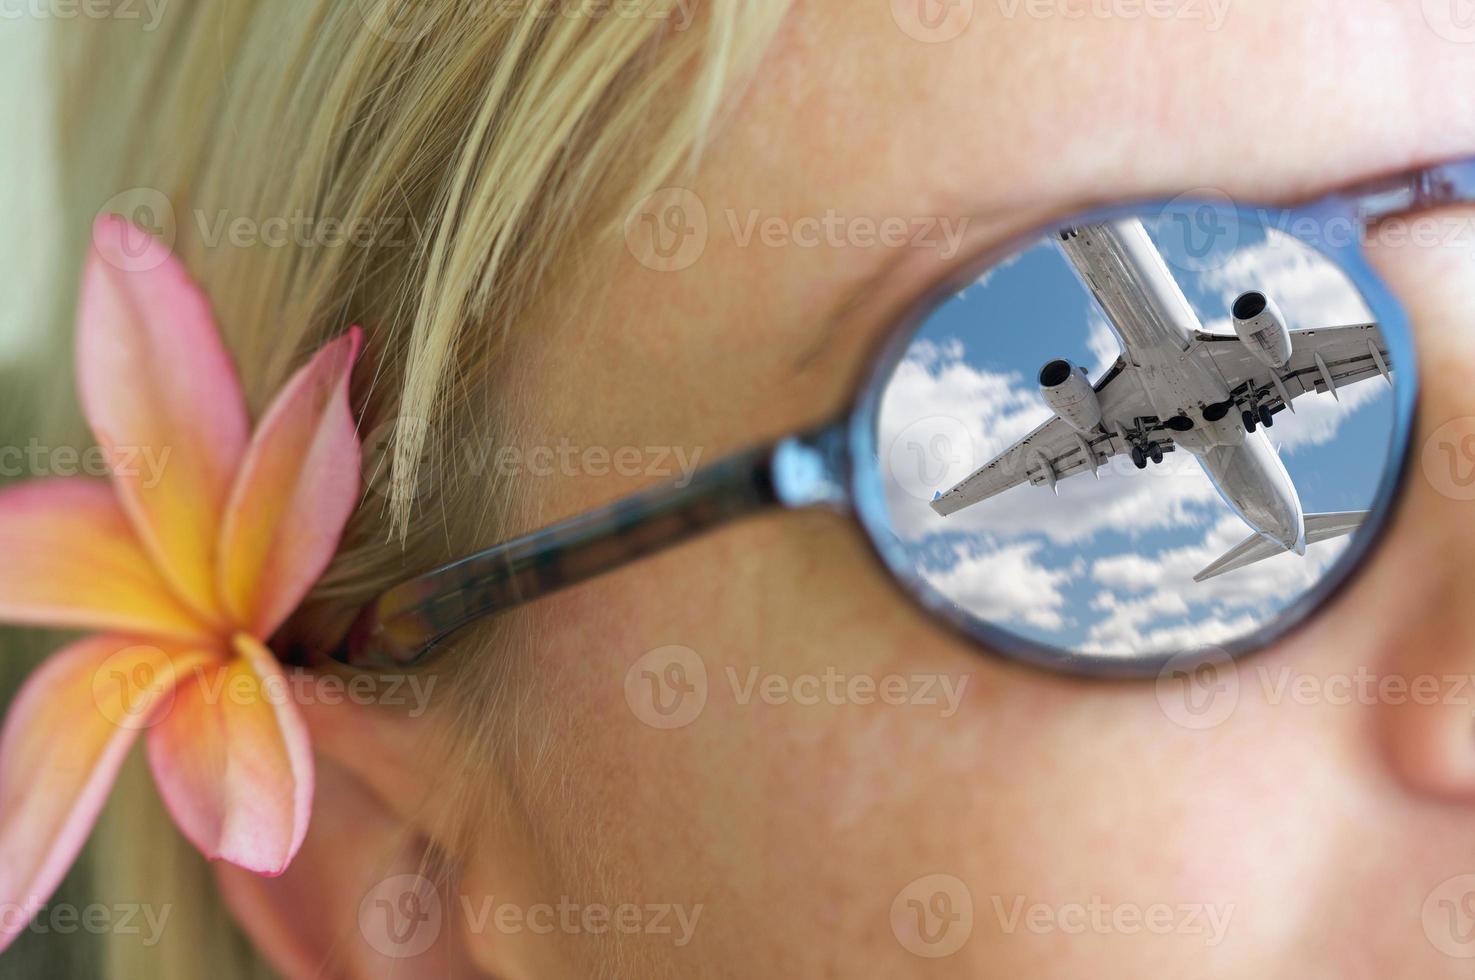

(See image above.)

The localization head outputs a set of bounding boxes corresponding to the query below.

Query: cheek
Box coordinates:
[515,495,1411,974]
[516,507,1301,951]
[514,509,994,953]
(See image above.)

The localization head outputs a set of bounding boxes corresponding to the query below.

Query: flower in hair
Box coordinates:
[0,217,362,951]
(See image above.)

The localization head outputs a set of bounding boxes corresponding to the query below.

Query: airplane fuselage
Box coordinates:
[1059,220,1307,553]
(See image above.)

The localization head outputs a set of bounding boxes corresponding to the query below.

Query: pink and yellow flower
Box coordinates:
[0,217,362,952]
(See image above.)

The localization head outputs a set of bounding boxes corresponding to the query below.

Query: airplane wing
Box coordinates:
[1194,322,1392,413]
[929,356,1160,517]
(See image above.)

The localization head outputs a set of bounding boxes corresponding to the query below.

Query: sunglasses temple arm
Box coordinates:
[1344,159,1475,221]
[335,422,851,669]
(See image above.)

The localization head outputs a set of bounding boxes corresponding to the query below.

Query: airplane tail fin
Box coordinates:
[1193,511,1368,583]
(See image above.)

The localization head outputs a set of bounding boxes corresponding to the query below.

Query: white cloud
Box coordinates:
[1083,513,1352,655]
[922,539,1076,632]
[1198,230,1375,329]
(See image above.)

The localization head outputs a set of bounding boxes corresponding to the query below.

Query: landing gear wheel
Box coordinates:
[1131,445,1147,470]
[1258,404,1274,429]
[1242,409,1257,434]
[1148,444,1164,465]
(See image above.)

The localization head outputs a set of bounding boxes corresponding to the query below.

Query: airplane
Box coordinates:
[928,218,1393,583]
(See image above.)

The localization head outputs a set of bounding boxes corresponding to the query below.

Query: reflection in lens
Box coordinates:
[877,210,1401,660]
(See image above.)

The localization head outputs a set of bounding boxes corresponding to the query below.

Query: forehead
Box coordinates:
[739,0,1474,208]
[556,1,1475,469]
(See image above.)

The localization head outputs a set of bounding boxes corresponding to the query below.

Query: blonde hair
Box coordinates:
[4,1,791,975]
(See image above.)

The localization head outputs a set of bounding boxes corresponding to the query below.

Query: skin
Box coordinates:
[226,2,1475,977]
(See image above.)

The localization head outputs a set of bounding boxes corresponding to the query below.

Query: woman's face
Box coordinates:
[481,2,1475,975]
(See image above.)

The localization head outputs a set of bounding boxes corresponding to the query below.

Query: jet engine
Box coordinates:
[1038,359,1102,433]
[1231,291,1292,369]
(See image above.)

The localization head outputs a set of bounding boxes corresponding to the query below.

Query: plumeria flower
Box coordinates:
[0,217,362,952]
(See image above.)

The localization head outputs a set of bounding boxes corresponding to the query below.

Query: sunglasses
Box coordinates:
[333,159,1475,678]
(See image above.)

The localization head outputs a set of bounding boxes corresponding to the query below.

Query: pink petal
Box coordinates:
[146,634,314,874]
[0,636,213,953]
[217,329,362,637]
[77,216,250,625]
[0,479,214,643]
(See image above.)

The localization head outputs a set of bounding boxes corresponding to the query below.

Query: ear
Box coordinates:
[211,689,484,979]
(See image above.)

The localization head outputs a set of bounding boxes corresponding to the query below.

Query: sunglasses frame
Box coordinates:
[335,159,1475,677]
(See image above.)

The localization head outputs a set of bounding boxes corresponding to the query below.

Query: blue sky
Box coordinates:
[877,215,1398,656]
